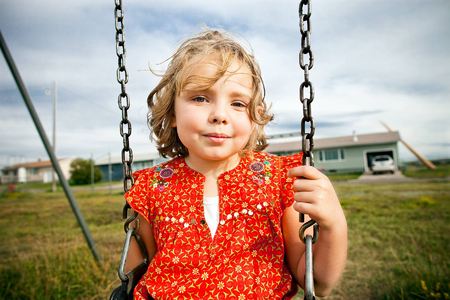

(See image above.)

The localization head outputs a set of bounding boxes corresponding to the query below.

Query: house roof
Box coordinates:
[7,160,52,170]
[3,158,69,171]
[266,131,401,153]
[95,151,162,165]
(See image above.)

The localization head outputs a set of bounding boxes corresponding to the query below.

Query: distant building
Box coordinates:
[96,131,401,181]
[1,158,74,184]
[266,131,401,173]
[95,152,167,182]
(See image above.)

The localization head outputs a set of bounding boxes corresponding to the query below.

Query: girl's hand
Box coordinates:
[287,166,344,230]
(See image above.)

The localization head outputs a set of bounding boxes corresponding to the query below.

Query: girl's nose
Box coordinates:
[208,103,228,125]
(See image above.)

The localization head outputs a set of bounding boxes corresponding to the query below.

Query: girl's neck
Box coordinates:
[185,154,241,179]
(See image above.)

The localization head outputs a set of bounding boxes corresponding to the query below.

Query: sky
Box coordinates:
[1,0,449,168]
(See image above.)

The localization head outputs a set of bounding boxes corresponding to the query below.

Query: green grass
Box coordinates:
[0,187,124,300]
[0,176,449,299]
[327,172,362,182]
[330,180,449,300]
[402,162,450,179]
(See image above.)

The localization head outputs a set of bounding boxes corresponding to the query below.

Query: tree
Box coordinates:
[69,158,102,185]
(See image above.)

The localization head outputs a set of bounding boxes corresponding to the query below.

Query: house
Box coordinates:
[1,158,74,184]
[95,152,166,182]
[266,131,401,173]
[95,131,401,181]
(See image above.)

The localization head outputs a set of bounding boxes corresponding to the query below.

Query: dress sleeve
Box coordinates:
[124,169,154,223]
[279,152,303,210]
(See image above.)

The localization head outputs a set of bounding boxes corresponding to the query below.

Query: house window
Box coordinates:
[325,149,339,160]
[317,148,345,161]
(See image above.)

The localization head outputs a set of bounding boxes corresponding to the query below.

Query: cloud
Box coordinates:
[1,0,449,167]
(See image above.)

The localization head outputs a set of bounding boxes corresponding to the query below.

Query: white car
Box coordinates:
[371,155,395,174]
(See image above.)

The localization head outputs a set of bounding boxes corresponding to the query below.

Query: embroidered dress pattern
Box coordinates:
[249,160,272,185]
[125,152,302,300]
[151,166,174,191]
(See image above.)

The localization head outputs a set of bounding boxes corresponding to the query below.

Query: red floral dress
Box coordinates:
[125,151,303,300]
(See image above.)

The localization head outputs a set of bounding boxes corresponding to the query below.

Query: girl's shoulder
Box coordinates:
[280,152,303,168]
[131,157,183,180]
[252,151,303,169]
[128,157,186,195]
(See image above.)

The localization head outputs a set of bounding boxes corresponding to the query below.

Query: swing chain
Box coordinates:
[115,0,134,195]
[299,0,316,220]
[111,3,149,299]
[115,0,138,230]
[299,1,319,299]
[299,0,315,169]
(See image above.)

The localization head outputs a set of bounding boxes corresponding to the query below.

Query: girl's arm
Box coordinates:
[136,213,157,260]
[125,212,157,273]
[282,166,347,297]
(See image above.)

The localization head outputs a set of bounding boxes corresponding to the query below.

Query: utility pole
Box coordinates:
[45,81,57,192]
[51,81,57,192]
[91,153,94,191]
[108,152,112,195]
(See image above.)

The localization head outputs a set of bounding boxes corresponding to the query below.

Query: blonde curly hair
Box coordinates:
[147,29,273,158]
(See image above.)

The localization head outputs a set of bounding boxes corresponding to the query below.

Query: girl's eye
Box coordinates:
[192,96,207,103]
[232,101,248,108]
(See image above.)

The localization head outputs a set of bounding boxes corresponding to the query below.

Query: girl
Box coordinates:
[125,29,347,299]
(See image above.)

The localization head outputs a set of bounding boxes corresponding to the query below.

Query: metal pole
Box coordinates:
[0,30,101,263]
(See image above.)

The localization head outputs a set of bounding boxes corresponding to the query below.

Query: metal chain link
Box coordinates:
[298,1,319,299]
[115,0,138,231]
[299,0,315,171]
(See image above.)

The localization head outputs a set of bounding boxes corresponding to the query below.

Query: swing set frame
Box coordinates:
[0,31,101,264]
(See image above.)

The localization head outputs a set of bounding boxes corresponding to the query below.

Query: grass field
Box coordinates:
[0,165,448,299]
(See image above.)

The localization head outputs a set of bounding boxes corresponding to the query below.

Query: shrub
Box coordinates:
[69,158,102,185]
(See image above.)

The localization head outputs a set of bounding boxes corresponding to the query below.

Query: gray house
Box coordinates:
[96,131,401,180]
[266,131,401,173]
[95,152,167,182]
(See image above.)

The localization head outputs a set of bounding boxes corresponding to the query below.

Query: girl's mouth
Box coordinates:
[204,133,230,143]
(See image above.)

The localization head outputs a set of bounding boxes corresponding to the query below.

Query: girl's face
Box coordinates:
[173,56,255,167]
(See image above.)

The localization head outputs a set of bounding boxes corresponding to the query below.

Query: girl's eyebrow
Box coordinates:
[229,91,251,101]
[181,85,251,99]
[182,82,210,92]
[181,86,209,95]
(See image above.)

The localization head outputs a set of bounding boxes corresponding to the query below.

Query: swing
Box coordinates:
[110,1,319,299]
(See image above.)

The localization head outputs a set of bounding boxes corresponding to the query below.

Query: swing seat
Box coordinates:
[110,226,149,300]
[110,261,147,300]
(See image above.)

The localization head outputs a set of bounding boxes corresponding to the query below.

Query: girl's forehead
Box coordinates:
[191,60,248,76]
[181,54,253,86]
